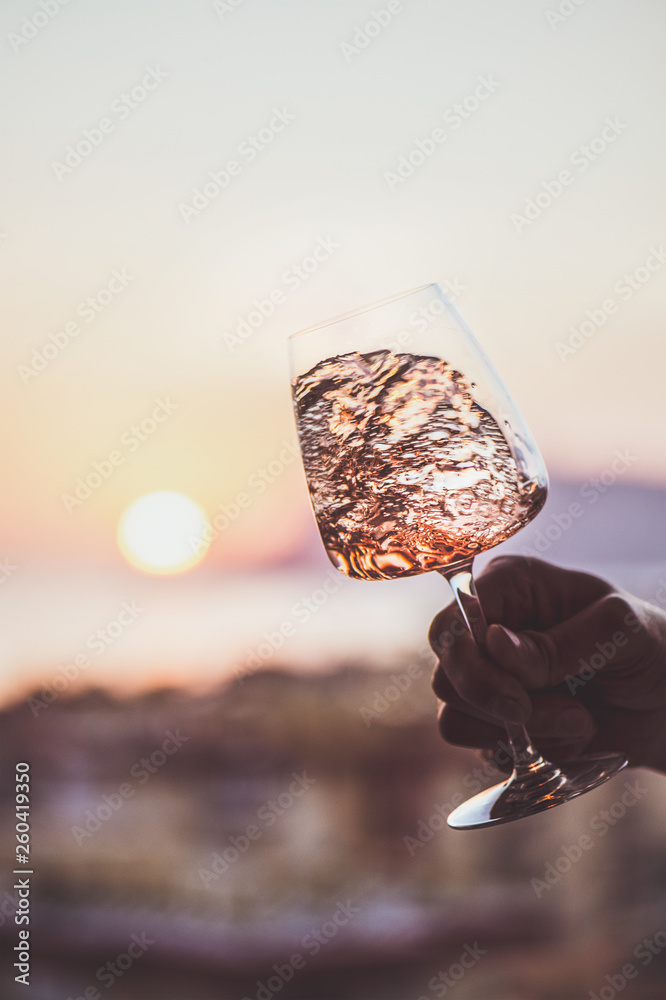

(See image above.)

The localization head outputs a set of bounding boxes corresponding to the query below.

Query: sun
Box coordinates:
[117,491,211,575]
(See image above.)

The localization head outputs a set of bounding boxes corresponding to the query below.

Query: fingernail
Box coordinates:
[489,696,527,725]
[557,707,588,737]
[494,625,523,651]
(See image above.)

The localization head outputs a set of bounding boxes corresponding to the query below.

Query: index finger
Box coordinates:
[473,556,614,630]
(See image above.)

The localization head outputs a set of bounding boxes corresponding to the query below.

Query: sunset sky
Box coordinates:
[1,0,664,701]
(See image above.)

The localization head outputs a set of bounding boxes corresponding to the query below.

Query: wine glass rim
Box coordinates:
[288,282,439,340]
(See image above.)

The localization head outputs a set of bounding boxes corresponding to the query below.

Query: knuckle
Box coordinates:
[598,592,634,625]
[486,554,525,571]
[485,554,538,580]
[481,555,535,603]
[524,629,561,686]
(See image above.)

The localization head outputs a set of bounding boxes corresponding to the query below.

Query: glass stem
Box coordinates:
[439,561,545,773]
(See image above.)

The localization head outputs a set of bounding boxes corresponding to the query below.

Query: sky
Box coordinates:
[0,0,665,701]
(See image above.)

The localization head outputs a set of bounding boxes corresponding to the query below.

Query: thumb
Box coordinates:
[485,593,649,700]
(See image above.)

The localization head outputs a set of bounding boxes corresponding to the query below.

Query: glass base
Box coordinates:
[447,752,628,830]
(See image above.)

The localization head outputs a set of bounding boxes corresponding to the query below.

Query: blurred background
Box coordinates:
[1,1,665,997]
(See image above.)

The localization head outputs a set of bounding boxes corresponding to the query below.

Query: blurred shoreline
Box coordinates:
[1,478,664,708]
[2,665,665,1000]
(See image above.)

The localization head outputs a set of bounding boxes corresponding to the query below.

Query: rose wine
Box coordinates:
[292,350,546,581]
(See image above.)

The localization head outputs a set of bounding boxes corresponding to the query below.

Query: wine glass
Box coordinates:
[288,283,627,829]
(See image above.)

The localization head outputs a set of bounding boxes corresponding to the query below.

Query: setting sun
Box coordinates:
[117,491,211,575]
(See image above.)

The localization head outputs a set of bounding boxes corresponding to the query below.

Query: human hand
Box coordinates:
[429,556,666,773]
